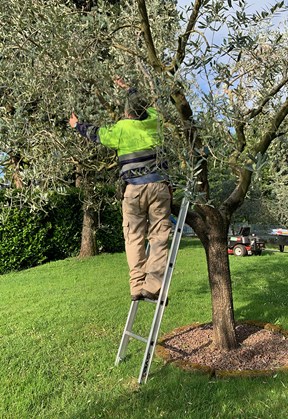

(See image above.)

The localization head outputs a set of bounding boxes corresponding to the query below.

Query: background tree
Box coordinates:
[259,125,288,227]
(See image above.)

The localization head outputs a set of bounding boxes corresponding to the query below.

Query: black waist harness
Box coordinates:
[121,165,157,180]
[119,149,168,179]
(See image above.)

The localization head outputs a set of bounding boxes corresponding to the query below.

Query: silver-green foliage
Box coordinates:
[1,0,288,222]
[0,0,179,197]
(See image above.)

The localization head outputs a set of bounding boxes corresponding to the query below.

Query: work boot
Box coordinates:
[141,289,159,301]
[131,293,144,301]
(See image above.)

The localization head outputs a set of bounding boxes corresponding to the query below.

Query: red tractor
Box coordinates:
[228,227,265,256]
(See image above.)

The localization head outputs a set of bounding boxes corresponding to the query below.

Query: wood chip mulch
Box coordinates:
[156,322,288,376]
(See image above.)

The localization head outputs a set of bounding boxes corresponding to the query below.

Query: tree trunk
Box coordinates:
[205,224,237,350]
[11,155,23,189]
[79,206,98,257]
[76,164,98,258]
[184,205,238,350]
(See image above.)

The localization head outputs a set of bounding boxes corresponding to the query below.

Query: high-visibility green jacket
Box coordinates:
[76,107,167,184]
[98,107,162,156]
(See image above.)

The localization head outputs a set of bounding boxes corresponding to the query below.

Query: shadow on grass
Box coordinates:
[68,248,286,419]
[174,236,203,250]
[232,254,288,326]
[71,365,288,419]
[76,241,286,419]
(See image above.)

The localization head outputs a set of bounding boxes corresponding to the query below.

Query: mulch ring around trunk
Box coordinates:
[156,321,288,378]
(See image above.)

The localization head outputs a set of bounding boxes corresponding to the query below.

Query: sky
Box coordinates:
[175,0,287,94]
[177,0,288,25]
[175,0,287,50]
[177,0,287,13]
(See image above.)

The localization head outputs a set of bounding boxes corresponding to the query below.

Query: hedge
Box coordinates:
[0,188,124,275]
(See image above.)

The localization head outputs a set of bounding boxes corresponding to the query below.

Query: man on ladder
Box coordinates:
[69,80,190,383]
[69,78,171,302]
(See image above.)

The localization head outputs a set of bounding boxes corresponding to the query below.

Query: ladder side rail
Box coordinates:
[115,301,140,365]
[115,236,151,365]
[159,196,190,301]
[138,197,190,383]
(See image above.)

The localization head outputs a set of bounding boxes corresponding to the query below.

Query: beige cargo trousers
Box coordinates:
[122,182,171,297]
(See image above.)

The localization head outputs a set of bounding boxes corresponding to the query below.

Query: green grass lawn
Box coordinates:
[0,238,287,418]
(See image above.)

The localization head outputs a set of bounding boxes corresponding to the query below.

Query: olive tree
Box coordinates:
[1,0,287,349]
[130,0,288,349]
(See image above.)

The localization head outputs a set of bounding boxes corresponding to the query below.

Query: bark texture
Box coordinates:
[205,223,237,349]
[183,203,238,350]
[79,206,98,257]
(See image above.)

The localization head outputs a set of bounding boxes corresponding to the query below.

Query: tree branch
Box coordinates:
[221,168,253,219]
[136,0,163,71]
[109,24,141,37]
[166,0,202,74]
[93,86,116,118]
[255,96,288,154]
[223,96,288,217]
[112,42,147,60]
[16,30,54,60]
[235,121,246,152]
[244,75,288,120]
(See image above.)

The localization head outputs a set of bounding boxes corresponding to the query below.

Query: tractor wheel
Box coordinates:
[233,244,247,256]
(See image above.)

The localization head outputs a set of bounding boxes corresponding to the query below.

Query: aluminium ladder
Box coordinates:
[115,195,190,384]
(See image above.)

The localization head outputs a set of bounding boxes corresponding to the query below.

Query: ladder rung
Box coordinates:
[125,331,148,344]
[143,298,158,304]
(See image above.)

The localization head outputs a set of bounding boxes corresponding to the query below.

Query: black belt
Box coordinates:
[121,166,158,180]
